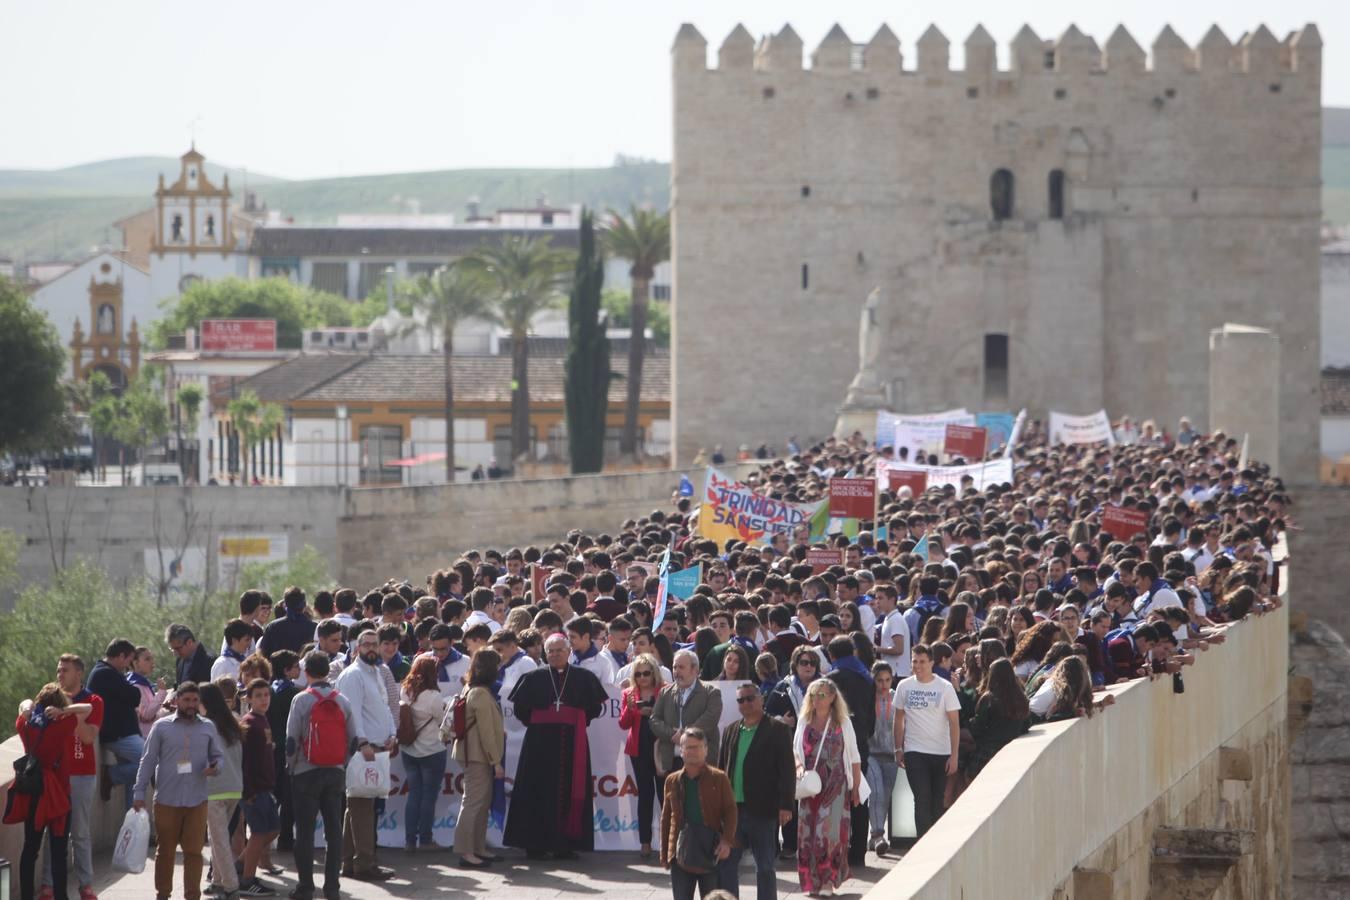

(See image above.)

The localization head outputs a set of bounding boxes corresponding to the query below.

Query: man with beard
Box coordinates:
[504,633,607,859]
[334,630,397,881]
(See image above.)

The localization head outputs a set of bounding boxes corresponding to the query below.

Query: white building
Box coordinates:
[30,253,150,381]
[147,146,250,302]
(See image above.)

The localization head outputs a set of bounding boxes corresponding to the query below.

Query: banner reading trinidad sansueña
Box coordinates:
[1049,409,1116,447]
[699,467,828,547]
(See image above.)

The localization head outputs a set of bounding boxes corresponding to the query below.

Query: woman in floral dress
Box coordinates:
[794,678,863,897]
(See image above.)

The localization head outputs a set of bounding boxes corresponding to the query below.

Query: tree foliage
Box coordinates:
[0,540,331,740]
[402,264,495,481]
[227,390,285,479]
[148,277,355,349]
[465,237,573,465]
[602,288,669,347]
[601,206,670,457]
[564,211,611,474]
[0,275,70,456]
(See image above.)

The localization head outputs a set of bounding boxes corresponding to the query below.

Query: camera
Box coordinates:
[1172,671,1185,694]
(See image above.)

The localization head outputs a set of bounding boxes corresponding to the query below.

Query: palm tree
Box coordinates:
[601,206,670,458]
[402,263,495,482]
[176,382,204,481]
[465,237,572,468]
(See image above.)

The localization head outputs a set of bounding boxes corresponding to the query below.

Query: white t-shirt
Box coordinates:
[1029,679,1055,718]
[210,655,241,684]
[464,610,502,635]
[498,651,538,698]
[574,651,617,684]
[893,675,961,756]
[879,609,912,678]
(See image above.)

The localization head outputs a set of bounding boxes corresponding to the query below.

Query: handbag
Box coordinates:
[794,724,831,800]
[396,700,434,746]
[13,722,48,796]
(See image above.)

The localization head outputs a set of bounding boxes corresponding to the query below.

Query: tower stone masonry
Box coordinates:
[670,23,1322,483]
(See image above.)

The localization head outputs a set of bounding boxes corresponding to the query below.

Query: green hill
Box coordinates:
[0,159,669,262]
[3,110,1348,264]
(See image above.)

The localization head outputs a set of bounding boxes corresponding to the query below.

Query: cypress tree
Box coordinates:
[565,210,611,474]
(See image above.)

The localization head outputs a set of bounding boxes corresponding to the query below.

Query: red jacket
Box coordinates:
[3,711,76,836]
[618,686,658,757]
[1105,636,1146,680]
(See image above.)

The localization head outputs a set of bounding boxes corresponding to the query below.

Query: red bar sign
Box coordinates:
[201,318,278,352]
[804,548,845,575]
[944,424,988,460]
[1100,506,1150,542]
[886,469,928,497]
[828,477,876,519]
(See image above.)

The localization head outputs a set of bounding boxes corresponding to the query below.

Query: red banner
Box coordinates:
[886,469,928,497]
[1100,506,1150,542]
[530,564,554,602]
[828,477,876,519]
[804,548,845,575]
[944,424,988,460]
[201,318,278,352]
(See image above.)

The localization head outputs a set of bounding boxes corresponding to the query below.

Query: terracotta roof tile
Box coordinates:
[233,351,670,406]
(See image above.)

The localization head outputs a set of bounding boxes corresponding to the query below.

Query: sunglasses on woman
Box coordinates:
[635,671,653,677]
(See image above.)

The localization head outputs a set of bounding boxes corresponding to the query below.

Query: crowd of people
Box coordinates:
[3,417,1288,900]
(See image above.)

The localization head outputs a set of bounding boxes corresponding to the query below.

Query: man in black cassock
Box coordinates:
[505,632,607,858]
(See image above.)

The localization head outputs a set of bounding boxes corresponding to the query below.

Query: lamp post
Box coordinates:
[335,405,348,487]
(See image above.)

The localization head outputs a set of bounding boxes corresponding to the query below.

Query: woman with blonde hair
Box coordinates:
[793,678,863,897]
[618,652,665,858]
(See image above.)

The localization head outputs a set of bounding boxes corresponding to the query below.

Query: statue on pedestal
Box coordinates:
[834,287,891,440]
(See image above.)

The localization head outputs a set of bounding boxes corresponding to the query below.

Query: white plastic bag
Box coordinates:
[346,751,390,798]
[111,807,151,874]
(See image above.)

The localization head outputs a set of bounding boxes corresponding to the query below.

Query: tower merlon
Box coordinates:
[755,24,804,71]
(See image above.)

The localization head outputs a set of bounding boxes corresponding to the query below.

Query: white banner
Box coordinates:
[1049,410,1115,447]
[877,457,1014,493]
[1003,409,1027,458]
[891,411,975,461]
[877,409,969,450]
[347,682,751,850]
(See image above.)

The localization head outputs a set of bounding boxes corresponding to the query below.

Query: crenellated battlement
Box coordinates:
[672,21,1321,78]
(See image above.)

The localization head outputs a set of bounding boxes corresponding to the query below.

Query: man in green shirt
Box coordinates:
[718,684,796,900]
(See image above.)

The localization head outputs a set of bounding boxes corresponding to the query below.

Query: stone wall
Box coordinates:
[336,464,750,590]
[866,582,1290,898]
[670,23,1323,483]
[1291,619,1350,897]
[0,485,344,607]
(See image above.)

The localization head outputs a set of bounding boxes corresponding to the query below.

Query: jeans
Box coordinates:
[292,767,346,897]
[43,772,94,888]
[671,862,717,900]
[631,744,661,846]
[716,806,779,900]
[902,752,948,837]
[105,733,145,810]
[866,756,898,838]
[402,749,447,847]
[21,804,67,900]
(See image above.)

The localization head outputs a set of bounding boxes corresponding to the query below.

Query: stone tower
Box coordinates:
[670,23,1322,483]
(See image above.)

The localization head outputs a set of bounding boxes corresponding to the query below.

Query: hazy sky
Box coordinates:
[2,0,1343,179]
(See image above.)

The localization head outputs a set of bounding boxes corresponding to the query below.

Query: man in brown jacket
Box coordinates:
[660,728,737,900]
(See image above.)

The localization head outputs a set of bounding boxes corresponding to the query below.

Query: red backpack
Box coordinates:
[447,693,470,742]
[304,688,347,766]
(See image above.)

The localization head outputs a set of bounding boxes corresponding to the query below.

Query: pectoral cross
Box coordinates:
[553,699,563,711]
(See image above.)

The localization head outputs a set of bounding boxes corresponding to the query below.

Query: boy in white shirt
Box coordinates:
[892,644,961,837]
